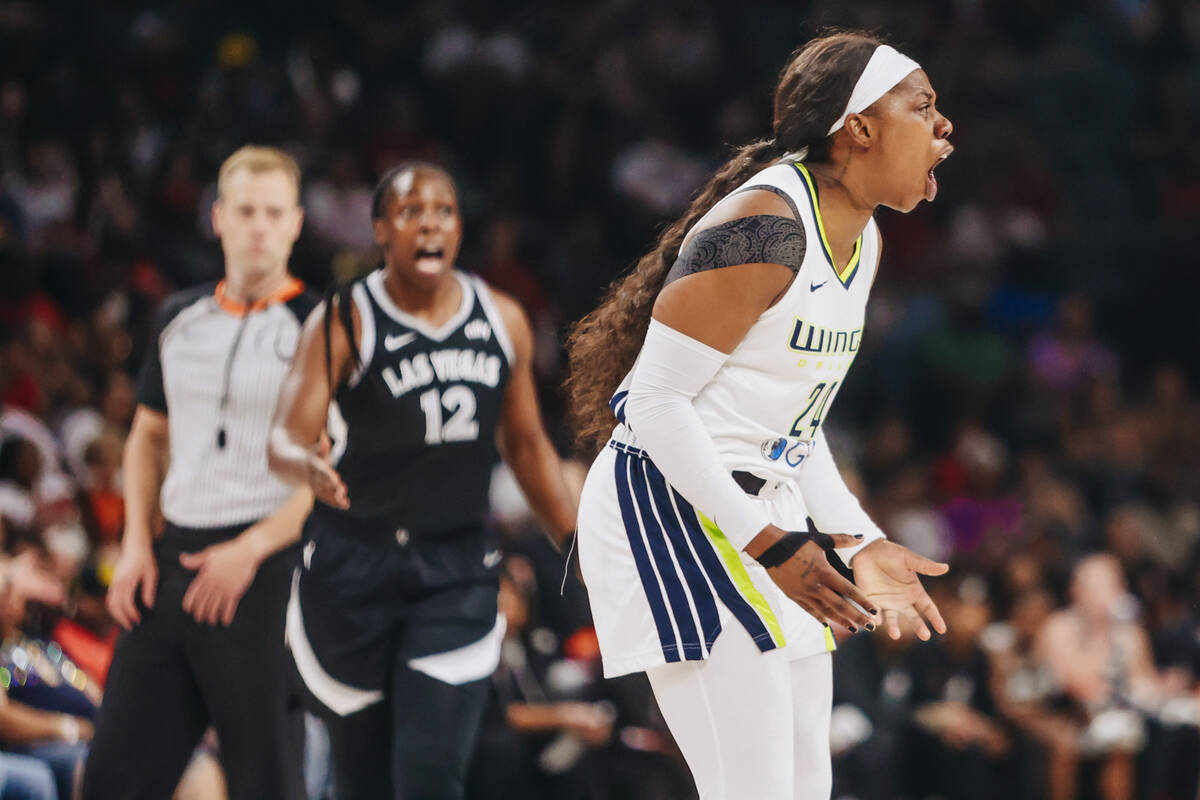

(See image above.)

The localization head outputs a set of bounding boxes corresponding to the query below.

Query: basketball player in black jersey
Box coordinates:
[267,163,578,799]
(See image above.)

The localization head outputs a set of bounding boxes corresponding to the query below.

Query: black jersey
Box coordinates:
[326,269,514,531]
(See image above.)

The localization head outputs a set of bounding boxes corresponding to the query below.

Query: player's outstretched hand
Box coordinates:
[307,433,349,509]
[851,540,949,640]
[107,539,157,630]
[764,532,879,632]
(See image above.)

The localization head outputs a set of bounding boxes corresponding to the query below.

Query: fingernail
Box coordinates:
[869,608,878,615]
[866,623,875,631]
[848,626,857,633]
[854,534,864,539]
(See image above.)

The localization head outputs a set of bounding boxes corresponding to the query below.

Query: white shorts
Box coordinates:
[577,440,833,679]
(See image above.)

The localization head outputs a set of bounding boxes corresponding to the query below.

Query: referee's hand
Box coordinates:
[107,540,157,630]
[307,434,349,509]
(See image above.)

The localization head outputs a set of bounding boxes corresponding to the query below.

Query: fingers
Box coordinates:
[826,571,879,619]
[826,533,866,549]
[183,575,240,626]
[316,432,332,460]
[140,564,157,609]
[311,462,349,509]
[186,583,212,625]
[814,585,873,631]
[196,590,217,626]
[906,551,950,577]
[915,592,948,635]
[204,592,224,626]
[178,550,207,569]
[106,582,138,630]
[184,580,218,626]
[220,596,240,627]
[882,608,902,640]
[902,605,932,641]
[769,547,876,631]
[181,579,198,616]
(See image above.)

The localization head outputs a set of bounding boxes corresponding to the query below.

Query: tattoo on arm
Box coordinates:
[665,214,807,287]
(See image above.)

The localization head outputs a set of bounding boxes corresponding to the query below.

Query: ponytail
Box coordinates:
[564,137,783,455]
[564,30,881,456]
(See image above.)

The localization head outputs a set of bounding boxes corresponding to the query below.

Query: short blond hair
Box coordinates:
[217,145,301,200]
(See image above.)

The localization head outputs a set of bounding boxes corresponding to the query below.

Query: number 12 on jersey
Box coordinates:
[419,386,479,444]
[789,381,838,440]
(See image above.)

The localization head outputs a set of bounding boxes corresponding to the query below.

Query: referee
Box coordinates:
[81,146,317,800]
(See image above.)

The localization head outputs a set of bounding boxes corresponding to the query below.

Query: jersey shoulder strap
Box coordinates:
[465,274,516,366]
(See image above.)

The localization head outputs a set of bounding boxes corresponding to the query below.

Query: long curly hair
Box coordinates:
[565,31,883,455]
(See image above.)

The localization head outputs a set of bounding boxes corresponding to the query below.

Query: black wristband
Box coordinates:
[754,529,836,569]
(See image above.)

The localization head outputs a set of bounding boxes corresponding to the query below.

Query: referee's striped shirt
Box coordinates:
[136,278,319,529]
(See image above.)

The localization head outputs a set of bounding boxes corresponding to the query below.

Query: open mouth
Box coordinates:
[926,149,952,202]
[414,245,446,274]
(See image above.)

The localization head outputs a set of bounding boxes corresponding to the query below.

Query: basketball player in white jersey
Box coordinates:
[565,32,954,799]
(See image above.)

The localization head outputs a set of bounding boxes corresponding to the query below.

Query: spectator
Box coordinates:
[987,586,1080,800]
[0,440,38,536]
[904,577,1024,800]
[0,549,90,800]
[1035,555,1160,800]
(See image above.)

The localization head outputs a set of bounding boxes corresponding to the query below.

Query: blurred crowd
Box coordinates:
[1,0,1199,797]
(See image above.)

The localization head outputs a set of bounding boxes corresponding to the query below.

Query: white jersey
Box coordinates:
[610,161,879,486]
[578,161,883,679]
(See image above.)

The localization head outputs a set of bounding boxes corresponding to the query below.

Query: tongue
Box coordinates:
[925,170,938,202]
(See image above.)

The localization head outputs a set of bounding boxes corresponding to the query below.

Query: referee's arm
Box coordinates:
[109,290,182,628]
[107,405,169,629]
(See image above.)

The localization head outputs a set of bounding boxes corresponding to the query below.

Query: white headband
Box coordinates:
[827,45,921,136]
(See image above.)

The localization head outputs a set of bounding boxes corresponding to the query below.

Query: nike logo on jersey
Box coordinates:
[482,549,502,569]
[385,332,419,351]
[810,280,828,292]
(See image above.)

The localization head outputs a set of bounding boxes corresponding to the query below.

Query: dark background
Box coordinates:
[2,1,1200,798]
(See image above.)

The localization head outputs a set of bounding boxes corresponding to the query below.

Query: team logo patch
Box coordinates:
[761,437,788,461]
[464,319,492,342]
[761,437,812,468]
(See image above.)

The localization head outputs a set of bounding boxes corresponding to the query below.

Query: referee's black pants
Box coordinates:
[82,522,304,800]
